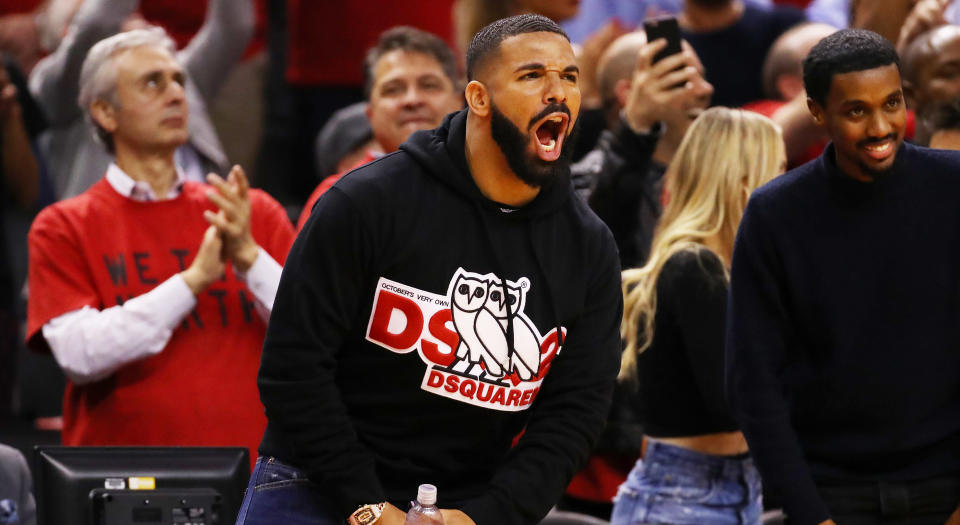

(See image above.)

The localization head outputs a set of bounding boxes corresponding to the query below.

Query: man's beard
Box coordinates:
[490,102,579,189]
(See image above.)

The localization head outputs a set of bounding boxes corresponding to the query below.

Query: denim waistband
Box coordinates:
[645,440,755,480]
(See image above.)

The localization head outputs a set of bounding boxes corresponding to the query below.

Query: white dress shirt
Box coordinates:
[42,163,282,385]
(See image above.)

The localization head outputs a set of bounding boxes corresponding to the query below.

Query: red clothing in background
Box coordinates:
[27,179,294,462]
[285,0,454,86]
[0,0,41,14]
[297,151,376,231]
[140,0,268,57]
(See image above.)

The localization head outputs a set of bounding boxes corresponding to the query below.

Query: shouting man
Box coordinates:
[238,14,622,525]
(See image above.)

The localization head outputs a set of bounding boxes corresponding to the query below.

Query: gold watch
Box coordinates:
[349,503,385,525]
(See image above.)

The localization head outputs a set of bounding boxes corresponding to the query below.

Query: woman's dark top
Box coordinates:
[635,248,738,437]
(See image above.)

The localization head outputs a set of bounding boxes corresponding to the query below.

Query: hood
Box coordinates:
[399,109,572,220]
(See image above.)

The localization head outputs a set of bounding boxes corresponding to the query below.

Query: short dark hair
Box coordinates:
[363,26,459,99]
[465,14,569,81]
[803,28,899,106]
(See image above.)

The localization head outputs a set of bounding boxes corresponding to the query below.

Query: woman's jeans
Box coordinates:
[235,456,341,525]
[611,440,763,525]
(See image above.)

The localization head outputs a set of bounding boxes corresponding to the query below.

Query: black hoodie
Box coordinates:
[257,110,622,525]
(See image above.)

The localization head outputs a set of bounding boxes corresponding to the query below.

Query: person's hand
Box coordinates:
[440,509,477,525]
[203,165,259,272]
[944,504,960,525]
[180,225,226,295]
[896,0,951,55]
[0,66,20,122]
[622,38,713,133]
[347,503,406,525]
[577,19,630,109]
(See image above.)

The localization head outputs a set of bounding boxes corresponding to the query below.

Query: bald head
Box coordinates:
[597,31,647,111]
[762,22,837,100]
[901,25,960,142]
[902,24,960,85]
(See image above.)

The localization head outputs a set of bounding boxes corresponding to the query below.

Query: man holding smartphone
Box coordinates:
[574,28,713,269]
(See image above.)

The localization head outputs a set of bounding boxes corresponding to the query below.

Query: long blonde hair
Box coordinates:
[619,107,784,381]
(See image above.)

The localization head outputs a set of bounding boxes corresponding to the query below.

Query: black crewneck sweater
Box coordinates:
[727,143,960,525]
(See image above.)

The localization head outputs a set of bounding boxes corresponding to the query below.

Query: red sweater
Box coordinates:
[27,179,294,460]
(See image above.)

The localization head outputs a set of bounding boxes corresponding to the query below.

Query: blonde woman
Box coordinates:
[611,107,785,525]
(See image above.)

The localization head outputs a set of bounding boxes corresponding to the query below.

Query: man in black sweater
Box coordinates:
[727,29,960,525]
[236,14,622,525]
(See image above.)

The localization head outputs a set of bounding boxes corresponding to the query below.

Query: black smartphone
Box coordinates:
[643,17,683,64]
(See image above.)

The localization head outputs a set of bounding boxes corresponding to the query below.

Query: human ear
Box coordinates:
[90,99,118,133]
[465,80,490,118]
[807,97,825,127]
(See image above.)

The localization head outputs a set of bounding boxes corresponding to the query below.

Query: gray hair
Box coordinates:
[78,27,177,153]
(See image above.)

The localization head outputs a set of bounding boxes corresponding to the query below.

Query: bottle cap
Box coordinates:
[417,484,437,505]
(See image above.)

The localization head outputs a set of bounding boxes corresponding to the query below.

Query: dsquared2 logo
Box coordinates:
[365,268,564,412]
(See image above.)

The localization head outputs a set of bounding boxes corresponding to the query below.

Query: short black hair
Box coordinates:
[363,26,459,99]
[465,14,569,81]
[803,28,900,106]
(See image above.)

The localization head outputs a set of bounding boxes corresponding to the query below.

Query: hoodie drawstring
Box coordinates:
[470,202,565,371]
[527,220,565,350]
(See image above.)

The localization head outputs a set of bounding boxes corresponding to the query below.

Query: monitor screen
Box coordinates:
[34,446,249,525]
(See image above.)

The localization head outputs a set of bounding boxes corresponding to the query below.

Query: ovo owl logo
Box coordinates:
[365,268,564,412]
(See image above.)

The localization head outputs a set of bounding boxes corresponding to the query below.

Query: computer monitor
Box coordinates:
[34,446,250,525]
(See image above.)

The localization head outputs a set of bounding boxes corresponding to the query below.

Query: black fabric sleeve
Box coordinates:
[460,235,623,525]
[586,120,660,268]
[256,187,385,519]
[666,250,735,427]
[726,199,830,525]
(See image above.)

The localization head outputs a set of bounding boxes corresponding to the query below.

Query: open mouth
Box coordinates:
[861,138,895,162]
[531,112,569,162]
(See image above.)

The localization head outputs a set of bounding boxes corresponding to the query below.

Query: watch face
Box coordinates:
[354,507,378,525]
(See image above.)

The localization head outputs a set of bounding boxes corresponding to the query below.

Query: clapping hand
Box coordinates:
[203,165,259,272]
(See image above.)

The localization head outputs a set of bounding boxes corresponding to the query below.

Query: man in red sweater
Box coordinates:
[297,27,463,231]
[25,28,294,463]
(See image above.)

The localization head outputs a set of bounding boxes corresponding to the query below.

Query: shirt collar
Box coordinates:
[105,162,187,201]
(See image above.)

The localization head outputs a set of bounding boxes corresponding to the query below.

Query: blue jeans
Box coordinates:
[235,456,341,525]
[611,441,763,525]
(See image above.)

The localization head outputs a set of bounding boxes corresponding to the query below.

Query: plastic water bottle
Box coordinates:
[404,484,445,525]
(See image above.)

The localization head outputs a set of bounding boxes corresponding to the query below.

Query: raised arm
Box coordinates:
[28,0,137,126]
[178,0,255,104]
